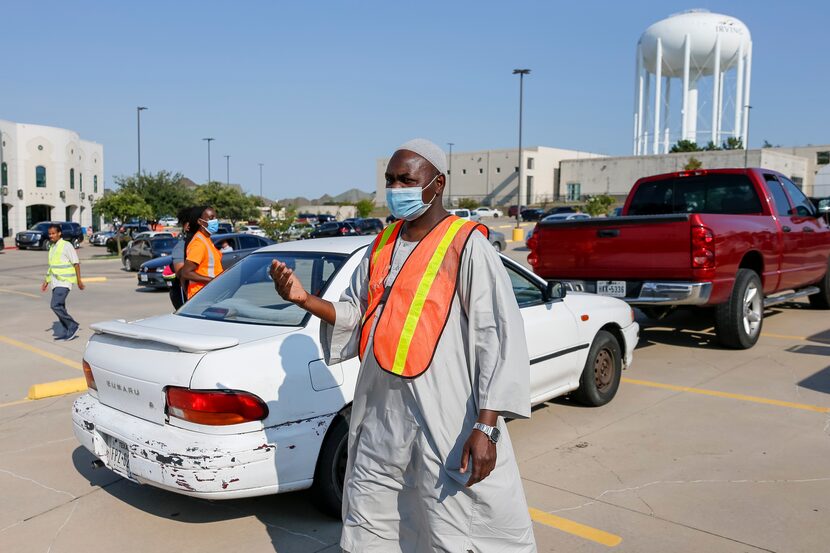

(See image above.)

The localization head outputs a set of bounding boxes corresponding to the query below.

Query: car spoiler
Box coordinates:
[90,320,239,353]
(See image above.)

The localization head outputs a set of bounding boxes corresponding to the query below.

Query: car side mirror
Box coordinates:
[543,281,566,301]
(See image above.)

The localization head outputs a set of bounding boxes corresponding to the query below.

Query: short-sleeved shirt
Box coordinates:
[50,240,80,290]
[171,239,186,265]
[186,233,223,298]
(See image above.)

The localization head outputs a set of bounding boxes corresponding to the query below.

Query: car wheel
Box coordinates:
[124,257,133,272]
[72,238,80,249]
[808,261,830,309]
[714,268,763,349]
[573,330,622,407]
[311,409,350,518]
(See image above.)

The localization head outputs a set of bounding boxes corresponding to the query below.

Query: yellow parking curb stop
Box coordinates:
[28,377,88,400]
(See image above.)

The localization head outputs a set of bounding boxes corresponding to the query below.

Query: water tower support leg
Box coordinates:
[711,35,721,146]
[653,38,662,155]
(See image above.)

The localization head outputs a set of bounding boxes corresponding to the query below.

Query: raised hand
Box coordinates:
[270,260,309,306]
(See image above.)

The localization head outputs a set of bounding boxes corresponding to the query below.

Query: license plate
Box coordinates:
[139,274,148,282]
[166,280,173,288]
[597,280,626,297]
[105,435,131,477]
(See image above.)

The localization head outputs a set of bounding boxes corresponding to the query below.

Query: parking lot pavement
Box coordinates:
[2,240,830,552]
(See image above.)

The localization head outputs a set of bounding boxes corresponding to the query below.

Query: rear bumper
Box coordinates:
[72,393,331,499]
[563,280,712,306]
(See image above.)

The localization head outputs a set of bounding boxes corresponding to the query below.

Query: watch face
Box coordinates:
[490,427,501,443]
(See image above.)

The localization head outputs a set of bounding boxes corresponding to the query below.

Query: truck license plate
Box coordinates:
[105,435,131,477]
[597,281,626,297]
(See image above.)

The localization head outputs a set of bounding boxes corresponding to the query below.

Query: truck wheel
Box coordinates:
[573,330,622,407]
[311,410,350,518]
[715,269,763,349]
[808,262,830,309]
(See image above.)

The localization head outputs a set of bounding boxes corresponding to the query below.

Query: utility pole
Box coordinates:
[258,163,264,199]
[224,155,230,186]
[202,138,215,183]
[512,69,531,241]
[137,107,147,182]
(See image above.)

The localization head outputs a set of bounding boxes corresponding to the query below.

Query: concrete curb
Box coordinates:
[28,377,88,400]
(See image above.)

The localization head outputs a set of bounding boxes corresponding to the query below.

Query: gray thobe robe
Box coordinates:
[322,230,536,553]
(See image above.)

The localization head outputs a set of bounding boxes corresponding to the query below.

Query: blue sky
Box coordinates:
[4,1,828,199]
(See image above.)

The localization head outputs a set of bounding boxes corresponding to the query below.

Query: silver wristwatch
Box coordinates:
[473,422,501,444]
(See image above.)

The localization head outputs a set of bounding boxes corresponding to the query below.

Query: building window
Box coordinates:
[496,167,501,173]
[36,165,46,187]
[567,182,581,202]
[79,173,83,192]
[1,162,7,187]
[478,168,483,174]
[817,151,830,165]
[527,157,535,170]
[94,175,98,193]
[70,168,75,189]
[791,176,804,189]
[514,167,519,173]
[462,169,467,175]
[527,176,534,204]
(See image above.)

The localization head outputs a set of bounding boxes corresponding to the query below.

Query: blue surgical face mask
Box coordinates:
[202,218,220,234]
[386,174,439,221]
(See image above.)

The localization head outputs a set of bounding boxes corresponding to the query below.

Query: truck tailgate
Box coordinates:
[531,215,693,279]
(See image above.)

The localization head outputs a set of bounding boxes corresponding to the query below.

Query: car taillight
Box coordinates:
[691,225,715,268]
[82,359,97,391]
[165,387,268,425]
[527,234,538,252]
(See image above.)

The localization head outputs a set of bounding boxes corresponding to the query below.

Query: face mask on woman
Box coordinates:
[386,174,439,221]
[200,218,220,234]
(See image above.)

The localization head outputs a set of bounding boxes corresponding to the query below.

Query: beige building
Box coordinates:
[375,146,605,207]
[559,149,810,201]
[1,119,104,238]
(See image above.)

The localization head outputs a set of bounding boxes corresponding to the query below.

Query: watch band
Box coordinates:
[474,422,499,443]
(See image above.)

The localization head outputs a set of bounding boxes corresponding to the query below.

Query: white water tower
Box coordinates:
[633,9,752,155]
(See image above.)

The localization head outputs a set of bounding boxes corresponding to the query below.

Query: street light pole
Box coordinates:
[224,155,230,186]
[512,69,530,237]
[202,138,215,183]
[446,142,454,207]
[137,107,147,182]
[258,163,264,199]
[743,104,752,168]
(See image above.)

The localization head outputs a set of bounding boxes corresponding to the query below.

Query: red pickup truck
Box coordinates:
[527,168,830,349]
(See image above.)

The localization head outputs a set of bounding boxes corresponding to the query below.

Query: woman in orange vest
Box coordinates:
[180,205,223,299]
[271,139,535,552]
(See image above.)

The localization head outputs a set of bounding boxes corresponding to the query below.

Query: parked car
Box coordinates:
[74,235,638,516]
[158,216,179,227]
[16,221,84,250]
[521,208,546,221]
[610,207,624,217]
[280,223,315,241]
[122,237,178,272]
[107,231,172,253]
[90,231,115,247]
[316,214,337,224]
[310,221,359,238]
[545,206,577,216]
[136,233,274,289]
[117,223,151,237]
[218,222,234,235]
[297,213,319,224]
[487,228,507,252]
[239,224,267,238]
[540,213,590,223]
[447,209,481,222]
[474,207,503,218]
[508,205,519,217]
[357,218,384,235]
[0,236,4,251]
[527,168,830,349]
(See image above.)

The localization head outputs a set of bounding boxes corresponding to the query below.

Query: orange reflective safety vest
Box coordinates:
[359,215,488,379]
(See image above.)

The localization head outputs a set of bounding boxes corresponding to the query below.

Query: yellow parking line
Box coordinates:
[0,288,40,299]
[0,336,81,371]
[761,332,812,341]
[83,277,107,283]
[622,377,830,414]
[529,507,622,547]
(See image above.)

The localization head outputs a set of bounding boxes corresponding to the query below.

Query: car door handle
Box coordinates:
[782,226,791,233]
[597,229,620,238]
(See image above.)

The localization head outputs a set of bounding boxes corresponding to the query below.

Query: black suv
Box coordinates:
[309,222,359,238]
[16,221,84,250]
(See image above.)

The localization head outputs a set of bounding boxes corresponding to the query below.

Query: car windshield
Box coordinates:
[151,238,177,251]
[177,252,347,326]
[31,223,52,232]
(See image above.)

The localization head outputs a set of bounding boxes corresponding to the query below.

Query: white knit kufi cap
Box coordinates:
[397,138,448,175]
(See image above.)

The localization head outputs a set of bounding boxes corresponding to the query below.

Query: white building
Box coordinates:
[0,120,104,238]
[375,146,605,207]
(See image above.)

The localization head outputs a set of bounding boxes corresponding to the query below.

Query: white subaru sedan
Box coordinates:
[73,236,638,515]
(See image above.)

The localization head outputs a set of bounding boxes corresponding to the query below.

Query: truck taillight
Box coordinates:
[82,359,97,391]
[691,226,715,269]
[166,387,269,425]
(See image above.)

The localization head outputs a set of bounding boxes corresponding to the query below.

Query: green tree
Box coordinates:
[92,190,153,256]
[195,182,261,224]
[115,171,194,225]
[684,156,703,171]
[722,137,743,150]
[355,198,375,218]
[670,140,702,153]
[583,194,615,217]
[703,141,721,151]
[457,198,479,210]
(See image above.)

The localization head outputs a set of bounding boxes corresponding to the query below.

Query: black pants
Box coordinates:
[51,287,79,336]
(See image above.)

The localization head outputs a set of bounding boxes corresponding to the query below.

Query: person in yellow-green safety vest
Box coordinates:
[40,224,85,340]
